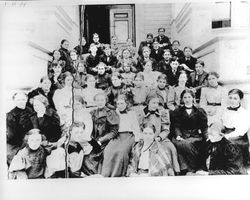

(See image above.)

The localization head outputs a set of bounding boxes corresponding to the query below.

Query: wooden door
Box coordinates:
[110,8,133,45]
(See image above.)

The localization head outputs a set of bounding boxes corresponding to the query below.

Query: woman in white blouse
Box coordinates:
[101,94,141,177]
[200,72,228,125]
[221,89,250,166]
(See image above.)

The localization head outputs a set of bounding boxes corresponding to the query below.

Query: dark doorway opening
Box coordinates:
[84,5,110,44]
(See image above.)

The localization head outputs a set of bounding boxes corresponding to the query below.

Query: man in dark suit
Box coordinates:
[154,27,171,50]
[150,39,164,64]
[170,40,184,59]
[179,46,197,72]
[138,33,154,56]
[166,57,184,86]
[187,60,208,103]
[157,49,172,74]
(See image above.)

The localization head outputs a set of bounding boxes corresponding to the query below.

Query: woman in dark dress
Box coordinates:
[6,92,33,165]
[172,89,208,174]
[101,95,140,177]
[30,95,61,146]
[59,39,71,72]
[82,92,120,175]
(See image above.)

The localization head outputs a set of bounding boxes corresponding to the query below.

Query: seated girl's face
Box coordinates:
[53,65,62,75]
[122,50,130,59]
[208,128,223,143]
[64,75,74,87]
[134,77,144,87]
[124,64,131,72]
[172,42,180,50]
[70,52,78,61]
[86,76,96,88]
[111,76,121,87]
[163,51,171,61]
[77,63,85,73]
[71,126,85,143]
[228,93,241,108]
[143,49,150,58]
[28,133,42,150]
[144,62,152,73]
[53,50,61,60]
[95,94,106,109]
[195,63,204,74]
[41,79,52,93]
[142,127,155,143]
[97,65,106,75]
[157,78,167,89]
[184,48,192,57]
[178,73,187,85]
[170,61,179,70]
[33,99,45,114]
[117,98,127,112]
[105,48,111,56]
[14,93,28,109]
[182,92,193,106]
[208,75,218,88]
[148,98,159,111]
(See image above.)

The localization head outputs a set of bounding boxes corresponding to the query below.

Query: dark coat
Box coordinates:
[179,56,197,71]
[29,108,61,143]
[206,138,247,175]
[187,71,208,102]
[90,106,120,144]
[99,54,118,69]
[105,84,129,107]
[138,41,153,56]
[74,44,90,55]
[59,47,71,72]
[165,66,184,86]
[50,74,64,93]
[170,49,184,59]
[6,107,33,146]
[136,57,157,72]
[157,59,171,74]
[27,88,55,110]
[172,105,208,140]
[150,48,164,64]
[86,54,100,75]
[154,35,172,49]
[95,73,111,90]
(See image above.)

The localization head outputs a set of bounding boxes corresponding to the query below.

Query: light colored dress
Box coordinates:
[200,85,228,125]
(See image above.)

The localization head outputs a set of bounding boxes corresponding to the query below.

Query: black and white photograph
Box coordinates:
[1,0,250,199]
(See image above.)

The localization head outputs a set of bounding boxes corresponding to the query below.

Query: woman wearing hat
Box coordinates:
[137,93,180,174]
[171,89,208,175]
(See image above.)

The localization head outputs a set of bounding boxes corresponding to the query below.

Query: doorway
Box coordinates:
[84,4,135,45]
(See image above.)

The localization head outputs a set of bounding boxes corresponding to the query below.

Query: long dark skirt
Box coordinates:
[172,137,204,172]
[101,132,135,177]
[81,149,104,175]
[229,134,249,166]
[7,144,20,166]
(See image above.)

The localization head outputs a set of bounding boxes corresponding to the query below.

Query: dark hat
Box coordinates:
[146,33,153,39]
